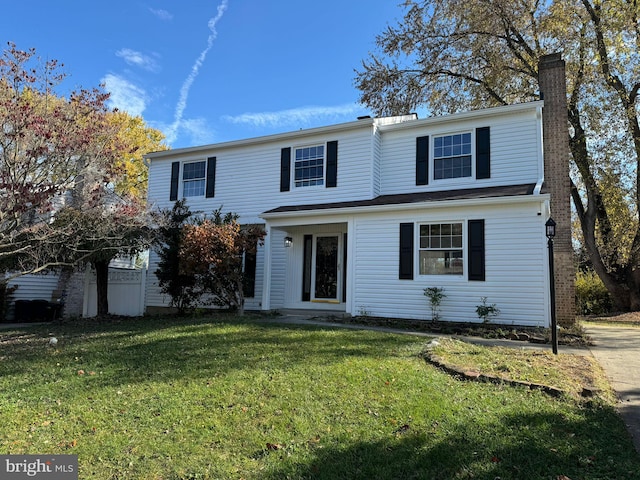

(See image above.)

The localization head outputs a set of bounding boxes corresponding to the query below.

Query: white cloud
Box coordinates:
[115,48,160,72]
[149,8,173,21]
[102,74,147,117]
[151,117,215,147]
[166,0,229,143]
[178,118,216,145]
[223,103,364,127]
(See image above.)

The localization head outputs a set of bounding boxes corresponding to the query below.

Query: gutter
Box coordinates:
[261,192,550,223]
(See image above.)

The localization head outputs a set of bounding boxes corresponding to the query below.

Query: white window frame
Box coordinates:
[418,221,465,276]
[293,144,325,188]
[182,160,206,197]
[432,131,473,182]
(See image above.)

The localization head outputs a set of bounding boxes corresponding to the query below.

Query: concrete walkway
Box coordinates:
[586,324,640,454]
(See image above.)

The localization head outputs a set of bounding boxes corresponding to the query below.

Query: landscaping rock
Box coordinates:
[463,370,481,380]
[530,335,547,344]
[581,386,600,398]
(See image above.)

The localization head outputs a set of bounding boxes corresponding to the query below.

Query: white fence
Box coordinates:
[84,267,146,317]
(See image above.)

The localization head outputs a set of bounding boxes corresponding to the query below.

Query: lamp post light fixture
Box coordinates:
[284,236,293,248]
[545,217,558,355]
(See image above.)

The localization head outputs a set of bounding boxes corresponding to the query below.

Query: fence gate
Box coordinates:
[84,267,146,317]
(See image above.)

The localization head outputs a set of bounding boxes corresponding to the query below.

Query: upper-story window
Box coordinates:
[433,133,472,180]
[183,161,206,197]
[419,222,464,275]
[294,145,325,187]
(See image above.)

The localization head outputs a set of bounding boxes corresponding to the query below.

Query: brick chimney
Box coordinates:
[538,53,575,326]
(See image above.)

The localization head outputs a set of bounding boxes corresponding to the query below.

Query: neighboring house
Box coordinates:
[144,54,574,327]
[4,255,146,321]
[3,188,149,321]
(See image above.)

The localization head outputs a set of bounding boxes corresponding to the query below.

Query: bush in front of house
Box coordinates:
[575,269,613,315]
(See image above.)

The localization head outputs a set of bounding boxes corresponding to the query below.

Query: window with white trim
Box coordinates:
[294,145,324,187]
[433,133,472,180]
[182,161,206,197]
[419,223,464,275]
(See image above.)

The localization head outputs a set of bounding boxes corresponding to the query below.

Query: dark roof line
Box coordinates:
[263,183,543,215]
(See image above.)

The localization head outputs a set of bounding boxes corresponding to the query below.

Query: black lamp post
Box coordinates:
[545,217,558,355]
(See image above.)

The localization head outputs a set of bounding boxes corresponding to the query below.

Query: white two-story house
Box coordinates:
[146,101,556,327]
[145,55,574,328]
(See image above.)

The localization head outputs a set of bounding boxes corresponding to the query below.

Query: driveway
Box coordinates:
[587,324,640,453]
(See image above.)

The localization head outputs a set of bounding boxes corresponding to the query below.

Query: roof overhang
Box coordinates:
[261,183,548,222]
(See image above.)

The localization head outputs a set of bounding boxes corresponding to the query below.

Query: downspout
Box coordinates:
[533,177,544,196]
[533,103,545,197]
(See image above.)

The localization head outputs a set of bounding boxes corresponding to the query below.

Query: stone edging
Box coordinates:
[423,339,599,399]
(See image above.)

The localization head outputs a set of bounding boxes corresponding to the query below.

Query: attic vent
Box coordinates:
[357,115,371,120]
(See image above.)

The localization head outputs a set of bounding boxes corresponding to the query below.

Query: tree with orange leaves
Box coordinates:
[179,208,265,315]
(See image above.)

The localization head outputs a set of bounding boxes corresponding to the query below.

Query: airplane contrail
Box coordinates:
[166,0,229,143]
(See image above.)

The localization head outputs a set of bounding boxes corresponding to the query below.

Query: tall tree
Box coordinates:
[355,0,640,311]
[60,109,168,316]
[0,43,113,277]
[107,110,169,203]
[0,43,169,316]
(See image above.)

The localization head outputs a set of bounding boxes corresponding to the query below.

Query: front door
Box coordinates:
[312,234,340,302]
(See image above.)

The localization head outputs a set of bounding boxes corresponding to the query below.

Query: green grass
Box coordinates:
[428,337,617,401]
[1,315,639,479]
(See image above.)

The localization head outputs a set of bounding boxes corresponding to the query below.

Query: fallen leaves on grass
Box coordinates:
[393,424,410,435]
[266,442,284,450]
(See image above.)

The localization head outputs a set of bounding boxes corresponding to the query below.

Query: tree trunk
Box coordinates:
[236,276,245,316]
[93,259,110,316]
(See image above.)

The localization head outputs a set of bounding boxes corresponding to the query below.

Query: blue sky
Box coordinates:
[1,1,404,149]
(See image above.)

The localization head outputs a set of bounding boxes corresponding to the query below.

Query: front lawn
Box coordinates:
[1,316,638,479]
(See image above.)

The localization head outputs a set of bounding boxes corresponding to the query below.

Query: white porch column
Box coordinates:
[345,216,355,316]
[261,223,272,311]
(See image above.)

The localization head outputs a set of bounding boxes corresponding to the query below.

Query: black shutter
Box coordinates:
[169,161,180,201]
[326,140,338,188]
[243,242,257,298]
[280,147,291,192]
[476,127,490,179]
[416,136,429,185]
[205,157,216,198]
[399,223,414,280]
[302,235,313,301]
[468,219,485,281]
[342,232,348,302]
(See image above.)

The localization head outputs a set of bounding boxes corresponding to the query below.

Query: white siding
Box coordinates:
[145,250,167,308]
[379,107,542,195]
[8,273,60,302]
[147,128,375,222]
[268,229,287,309]
[351,201,548,327]
[372,128,383,197]
[5,273,60,321]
